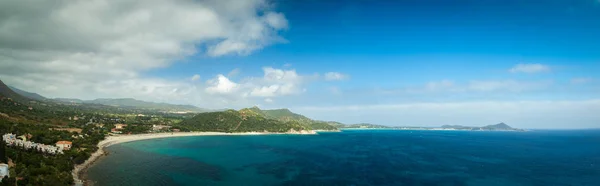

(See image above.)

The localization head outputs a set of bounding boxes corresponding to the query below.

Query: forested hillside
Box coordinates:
[176,109,309,132]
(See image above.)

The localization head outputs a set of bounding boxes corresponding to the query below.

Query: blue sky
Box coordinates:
[1,0,599,128]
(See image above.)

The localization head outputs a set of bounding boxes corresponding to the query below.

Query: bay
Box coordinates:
[87,130,600,186]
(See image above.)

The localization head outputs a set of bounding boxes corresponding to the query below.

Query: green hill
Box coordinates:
[441,123,520,131]
[177,109,309,132]
[241,106,338,130]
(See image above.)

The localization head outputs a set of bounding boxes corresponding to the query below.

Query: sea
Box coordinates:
[87,129,600,186]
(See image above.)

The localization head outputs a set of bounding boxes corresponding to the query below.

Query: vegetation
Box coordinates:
[0,119,107,185]
[0,80,192,185]
[241,107,339,130]
[440,123,521,131]
[176,110,309,132]
[0,79,348,185]
[0,138,6,163]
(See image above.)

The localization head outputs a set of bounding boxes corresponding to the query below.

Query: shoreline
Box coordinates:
[72,130,317,186]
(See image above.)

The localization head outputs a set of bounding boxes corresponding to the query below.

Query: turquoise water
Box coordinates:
[87,130,600,186]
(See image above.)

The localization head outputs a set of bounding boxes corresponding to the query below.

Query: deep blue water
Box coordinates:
[87,130,600,186]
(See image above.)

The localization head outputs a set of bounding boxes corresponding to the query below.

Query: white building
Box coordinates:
[0,163,9,181]
[2,133,64,155]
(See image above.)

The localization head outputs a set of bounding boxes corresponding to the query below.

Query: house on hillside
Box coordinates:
[114,124,127,129]
[152,125,171,131]
[55,141,72,151]
[111,128,122,134]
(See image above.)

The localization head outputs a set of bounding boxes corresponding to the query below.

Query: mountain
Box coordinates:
[177,109,311,133]
[441,123,520,131]
[240,106,338,130]
[0,79,29,102]
[84,98,206,112]
[482,123,514,130]
[8,86,47,101]
[53,98,85,104]
[344,123,391,128]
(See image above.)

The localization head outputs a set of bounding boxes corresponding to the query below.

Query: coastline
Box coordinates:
[72,130,317,186]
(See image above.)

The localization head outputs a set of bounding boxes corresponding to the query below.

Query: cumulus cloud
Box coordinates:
[245,67,314,97]
[191,74,201,81]
[324,72,349,81]
[200,66,315,102]
[509,64,551,73]
[0,0,288,104]
[205,75,238,94]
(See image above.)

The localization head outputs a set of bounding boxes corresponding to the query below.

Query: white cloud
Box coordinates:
[0,0,288,104]
[264,98,274,103]
[425,80,455,91]
[571,78,592,84]
[205,74,238,94]
[250,85,281,97]
[191,74,201,81]
[227,68,241,77]
[246,67,313,97]
[263,12,288,30]
[467,80,552,92]
[194,67,317,104]
[295,100,600,129]
[384,79,551,95]
[509,64,551,73]
[324,72,349,81]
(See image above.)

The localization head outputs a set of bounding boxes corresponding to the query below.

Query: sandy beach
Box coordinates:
[72,130,317,186]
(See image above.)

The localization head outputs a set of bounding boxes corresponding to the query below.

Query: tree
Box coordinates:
[0,138,6,163]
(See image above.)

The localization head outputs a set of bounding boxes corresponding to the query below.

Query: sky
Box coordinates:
[0,0,599,129]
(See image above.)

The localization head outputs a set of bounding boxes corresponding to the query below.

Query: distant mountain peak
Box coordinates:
[8,86,47,101]
[484,122,513,129]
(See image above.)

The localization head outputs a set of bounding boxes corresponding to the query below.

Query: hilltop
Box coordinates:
[84,98,208,113]
[241,106,338,130]
[176,107,340,132]
[176,109,311,133]
[441,123,522,131]
[3,81,208,113]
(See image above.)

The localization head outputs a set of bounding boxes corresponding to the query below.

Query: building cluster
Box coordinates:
[2,133,71,155]
[111,124,128,134]
[152,124,171,131]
